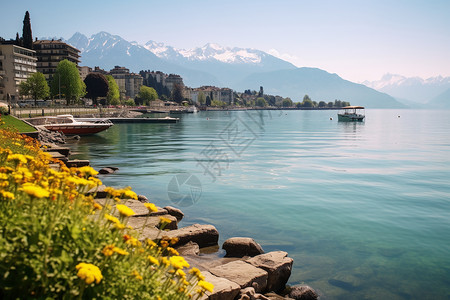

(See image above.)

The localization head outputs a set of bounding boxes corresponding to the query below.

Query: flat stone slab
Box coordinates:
[209,260,268,293]
[199,271,240,300]
[246,251,293,293]
[123,199,168,217]
[162,224,219,248]
[127,214,178,231]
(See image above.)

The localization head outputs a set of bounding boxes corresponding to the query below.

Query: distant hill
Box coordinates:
[362,73,450,104]
[65,31,405,108]
[236,68,406,108]
[428,88,450,108]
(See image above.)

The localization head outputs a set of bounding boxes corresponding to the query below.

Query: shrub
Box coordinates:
[0,123,212,299]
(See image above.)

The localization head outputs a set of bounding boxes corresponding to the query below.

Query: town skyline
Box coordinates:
[1,0,449,83]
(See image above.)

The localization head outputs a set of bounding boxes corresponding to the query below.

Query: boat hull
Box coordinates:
[338,114,365,122]
[44,124,112,135]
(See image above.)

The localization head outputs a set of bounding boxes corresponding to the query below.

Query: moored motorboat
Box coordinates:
[337,106,365,122]
[28,115,113,135]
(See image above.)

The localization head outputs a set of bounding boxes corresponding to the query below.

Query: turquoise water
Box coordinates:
[69,110,450,299]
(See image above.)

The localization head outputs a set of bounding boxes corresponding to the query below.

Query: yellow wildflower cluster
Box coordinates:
[0,126,213,299]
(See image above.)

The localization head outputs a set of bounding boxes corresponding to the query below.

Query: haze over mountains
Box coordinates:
[63,31,450,108]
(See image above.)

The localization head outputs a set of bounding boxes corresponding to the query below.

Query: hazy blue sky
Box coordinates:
[1,0,449,82]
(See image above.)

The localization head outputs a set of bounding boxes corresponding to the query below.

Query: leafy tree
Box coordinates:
[282,98,293,107]
[255,97,267,107]
[19,72,49,106]
[327,101,334,108]
[197,91,206,106]
[334,100,342,107]
[124,99,135,106]
[22,11,33,49]
[84,73,109,105]
[51,59,85,105]
[303,95,311,102]
[211,100,226,107]
[138,86,158,105]
[302,98,314,108]
[318,101,327,108]
[205,96,211,106]
[342,101,351,107]
[171,84,184,104]
[296,102,303,108]
[106,75,120,105]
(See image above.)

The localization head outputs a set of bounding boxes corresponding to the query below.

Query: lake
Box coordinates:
[69,109,450,299]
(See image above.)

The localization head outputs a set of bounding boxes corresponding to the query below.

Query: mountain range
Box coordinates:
[362,74,450,108]
[65,31,409,108]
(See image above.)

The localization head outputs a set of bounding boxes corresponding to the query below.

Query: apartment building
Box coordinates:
[110,66,143,99]
[186,86,234,105]
[33,39,80,81]
[0,42,37,102]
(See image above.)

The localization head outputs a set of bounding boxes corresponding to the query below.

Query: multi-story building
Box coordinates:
[79,66,92,81]
[186,86,234,105]
[33,39,80,81]
[165,74,184,91]
[140,70,184,93]
[110,66,143,99]
[0,42,37,102]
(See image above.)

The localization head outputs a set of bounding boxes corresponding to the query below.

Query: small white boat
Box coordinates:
[337,106,365,122]
[29,115,113,135]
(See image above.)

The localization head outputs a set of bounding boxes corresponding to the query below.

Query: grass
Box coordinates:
[0,114,37,133]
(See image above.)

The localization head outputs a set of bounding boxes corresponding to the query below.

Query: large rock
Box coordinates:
[123,199,168,217]
[162,224,219,248]
[98,167,116,174]
[163,205,184,221]
[223,237,264,258]
[246,251,293,293]
[288,285,318,300]
[209,260,268,293]
[176,241,200,256]
[128,214,178,231]
[199,271,241,300]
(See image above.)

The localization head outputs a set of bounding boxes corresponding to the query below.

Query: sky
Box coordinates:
[1,0,449,82]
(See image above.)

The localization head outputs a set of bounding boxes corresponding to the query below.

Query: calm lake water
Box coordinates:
[69,109,450,299]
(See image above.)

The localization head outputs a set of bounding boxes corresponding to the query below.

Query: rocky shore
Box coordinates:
[43,142,319,300]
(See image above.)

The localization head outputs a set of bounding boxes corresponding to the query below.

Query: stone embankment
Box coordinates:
[44,146,319,300]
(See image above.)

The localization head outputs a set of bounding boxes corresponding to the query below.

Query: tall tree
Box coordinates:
[22,11,33,49]
[84,73,109,105]
[19,72,49,106]
[138,86,158,105]
[171,84,184,104]
[205,96,211,106]
[106,75,120,105]
[51,59,85,105]
[197,91,206,106]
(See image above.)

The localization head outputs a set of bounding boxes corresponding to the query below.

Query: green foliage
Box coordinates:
[211,100,227,107]
[124,99,135,106]
[106,75,120,105]
[282,98,293,107]
[138,86,158,105]
[205,96,211,107]
[0,129,212,299]
[19,72,50,106]
[51,60,86,105]
[171,84,184,104]
[255,97,267,107]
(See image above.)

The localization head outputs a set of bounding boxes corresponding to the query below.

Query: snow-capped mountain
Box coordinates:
[144,41,266,64]
[363,73,450,104]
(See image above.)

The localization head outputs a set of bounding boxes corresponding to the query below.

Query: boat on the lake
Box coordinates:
[28,115,113,135]
[337,106,365,122]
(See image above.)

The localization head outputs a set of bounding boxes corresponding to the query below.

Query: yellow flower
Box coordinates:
[159,216,172,225]
[144,202,158,213]
[19,183,49,198]
[7,153,27,164]
[125,236,141,247]
[116,204,135,217]
[122,188,137,200]
[176,269,186,278]
[78,166,99,177]
[146,239,157,249]
[131,270,143,281]
[161,257,170,267]
[93,203,102,210]
[0,190,15,200]
[189,267,205,281]
[167,247,179,256]
[102,245,115,257]
[105,186,121,197]
[169,256,190,270]
[75,263,102,284]
[198,280,214,293]
[113,247,129,255]
[104,214,120,224]
[148,255,160,266]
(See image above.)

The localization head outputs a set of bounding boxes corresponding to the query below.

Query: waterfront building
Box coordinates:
[79,66,92,81]
[186,86,234,105]
[139,70,184,94]
[110,66,143,99]
[0,42,37,102]
[33,39,80,81]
